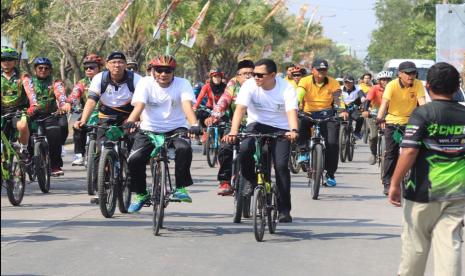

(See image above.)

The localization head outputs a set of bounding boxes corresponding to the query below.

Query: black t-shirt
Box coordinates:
[401,100,465,202]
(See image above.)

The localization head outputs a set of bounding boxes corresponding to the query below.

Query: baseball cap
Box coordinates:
[398,61,417,73]
[344,76,355,83]
[312,58,329,69]
[107,51,126,62]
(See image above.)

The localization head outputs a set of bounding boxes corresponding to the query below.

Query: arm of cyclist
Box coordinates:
[389,147,419,206]
[285,109,299,142]
[67,82,85,107]
[193,84,208,110]
[376,98,389,129]
[207,90,233,126]
[123,102,145,133]
[74,93,98,130]
[21,73,40,116]
[182,100,201,137]
[53,80,71,114]
[224,104,247,143]
[333,88,349,120]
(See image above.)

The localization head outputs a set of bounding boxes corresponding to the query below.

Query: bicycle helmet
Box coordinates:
[1,46,19,60]
[33,57,52,68]
[209,68,224,77]
[376,70,393,80]
[150,55,176,68]
[83,54,104,67]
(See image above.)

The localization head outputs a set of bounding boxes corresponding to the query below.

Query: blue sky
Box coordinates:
[285,0,378,60]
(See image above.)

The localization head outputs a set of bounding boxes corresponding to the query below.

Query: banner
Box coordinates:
[153,0,182,40]
[296,4,308,31]
[181,0,211,48]
[106,0,134,38]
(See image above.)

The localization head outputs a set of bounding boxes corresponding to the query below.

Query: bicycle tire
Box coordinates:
[6,152,26,206]
[339,125,347,162]
[86,139,97,195]
[233,158,243,223]
[267,186,278,234]
[311,144,324,200]
[35,142,50,193]
[242,195,251,218]
[363,119,369,144]
[152,161,165,236]
[206,129,216,168]
[252,186,266,242]
[348,133,355,162]
[97,148,117,218]
[288,144,301,174]
[379,135,386,174]
[117,157,131,214]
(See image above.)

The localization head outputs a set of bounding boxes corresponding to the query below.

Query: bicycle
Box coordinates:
[91,124,131,218]
[288,142,301,174]
[338,114,356,163]
[205,121,229,168]
[299,111,334,200]
[1,112,27,206]
[195,106,212,156]
[83,110,99,195]
[231,133,251,224]
[144,130,188,236]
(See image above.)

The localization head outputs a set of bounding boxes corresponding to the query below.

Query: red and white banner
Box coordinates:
[181,0,211,48]
[153,0,182,40]
[106,0,134,38]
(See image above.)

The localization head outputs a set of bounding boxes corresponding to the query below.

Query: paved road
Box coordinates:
[1,142,456,276]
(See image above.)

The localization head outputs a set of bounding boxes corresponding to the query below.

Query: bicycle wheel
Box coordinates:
[288,144,301,174]
[86,139,97,195]
[348,132,355,162]
[206,129,216,168]
[97,149,117,218]
[379,135,386,175]
[152,161,166,236]
[252,186,266,242]
[233,158,244,223]
[6,153,26,206]
[242,194,251,218]
[267,186,278,234]
[362,119,369,144]
[311,144,324,200]
[35,142,50,193]
[339,125,347,162]
[117,157,131,214]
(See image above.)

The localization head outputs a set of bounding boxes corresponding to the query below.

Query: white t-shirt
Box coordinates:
[132,76,195,133]
[89,71,142,107]
[236,77,298,130]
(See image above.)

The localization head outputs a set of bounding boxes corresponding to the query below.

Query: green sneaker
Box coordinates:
[171,187,192,203]
[128,191,150,213]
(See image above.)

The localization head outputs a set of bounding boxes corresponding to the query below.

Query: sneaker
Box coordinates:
[171,187,192,203]
[128,192,150,213]
[354,132,363,140]
[383,183,390,196]
[278,212,292,223]
[61,146,66,157]
[297,152,309,164]
[326,174,337,187]
[51,167,64,177]
[72,154,85,166]
[217,181,233,196]
[368,154,376,165]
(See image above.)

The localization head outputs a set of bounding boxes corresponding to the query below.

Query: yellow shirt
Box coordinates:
[359,82,372,94]
[298,75,341,112]
[383,78,425,125]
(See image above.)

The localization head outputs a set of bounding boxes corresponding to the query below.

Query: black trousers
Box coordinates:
[297,117,340,177]
[382,125,406,184]
[57,114,68,146]
[196,109,211,129]
[32,115,63,168]
[217,126,233,182]
[239,122,291,213]
[127,128,193,194]
[73,115,89,155]
[350,110,364,134]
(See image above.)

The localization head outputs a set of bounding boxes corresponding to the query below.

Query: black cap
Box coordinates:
[107,51,126,62]
[312,58,328,69]
[237,59,254,71]
[398,61,417,73]
[344,75,355,83]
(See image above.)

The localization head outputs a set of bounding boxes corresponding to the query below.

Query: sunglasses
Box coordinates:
[84,66,97,70]
[154,67,174,74]
[252,72,268,78]
[36,66,50,71]
[402,71,417,76]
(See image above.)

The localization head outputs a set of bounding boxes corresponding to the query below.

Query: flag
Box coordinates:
[153,0,182,40]
[296,4,308,31]
[106,0,134,38]
[181,0,211,48]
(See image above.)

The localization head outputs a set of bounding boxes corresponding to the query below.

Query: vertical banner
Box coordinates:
[153,0,182,40]
[106,0,134,38]
[305,5,319,37]
[181,0,211,48]
[296,4,309,31]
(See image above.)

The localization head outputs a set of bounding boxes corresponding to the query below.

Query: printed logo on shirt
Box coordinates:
[276,104,285,111]
[251,98,263,108]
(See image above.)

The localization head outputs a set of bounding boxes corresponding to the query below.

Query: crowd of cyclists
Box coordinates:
[0,45,460,221]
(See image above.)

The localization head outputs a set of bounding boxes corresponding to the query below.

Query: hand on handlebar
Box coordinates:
[340,111,349,121]
[362,111,370,118]
[59,103,72,114]
[285,131,299,142]
[122,121,138,134]
[223,132,238,144]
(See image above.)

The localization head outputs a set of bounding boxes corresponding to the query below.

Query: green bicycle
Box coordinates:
[1,112,26,206]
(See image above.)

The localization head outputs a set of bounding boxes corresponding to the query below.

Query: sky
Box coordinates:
[285,0,378,60]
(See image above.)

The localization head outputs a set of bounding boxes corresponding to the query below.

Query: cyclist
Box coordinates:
[124,55,200,212]
[289,66,305,89]
[225,58,299,223]
[204,59,254,195]
[376,61,426,195]
[283,63,295,84]
[68,54,104,166]
[73,51,142,182]
[362,70,393,165]
[359,72,373,94]
[1,46,30,158]
[22,57,69,176]
[296,58,348,187]
[341,75,365,139]
[127,60,139,73]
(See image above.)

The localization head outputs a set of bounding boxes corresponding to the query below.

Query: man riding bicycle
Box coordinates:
[68,54,104,166]
[204,59,254,195]
[376,61,426,195]
[362,70,393,165]
[225,58,299,223]
[22,57,69,176]
[124,55,200,212]
[341,75,365,140]
[296,58,348,187]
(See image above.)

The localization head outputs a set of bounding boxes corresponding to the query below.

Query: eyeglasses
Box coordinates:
[154,67,174,74]
[84,66,97,70]
[292,74,302,77]
[107,60,126,65]
[252,72,268,78]
[36,66,50,71]
[402,71,417,76]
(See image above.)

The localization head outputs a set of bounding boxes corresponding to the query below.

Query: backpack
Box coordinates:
[100,70,135,94]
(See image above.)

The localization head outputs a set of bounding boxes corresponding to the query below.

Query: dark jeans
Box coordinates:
[217,127,233,182]
[127,128,193,194]
[382,124,406,184]
[350,110,364,134]
[57,114,68,146]
[240,122,291,213]
[32,115,63,168]
[72,115,90,155]
[297,117,340,177]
